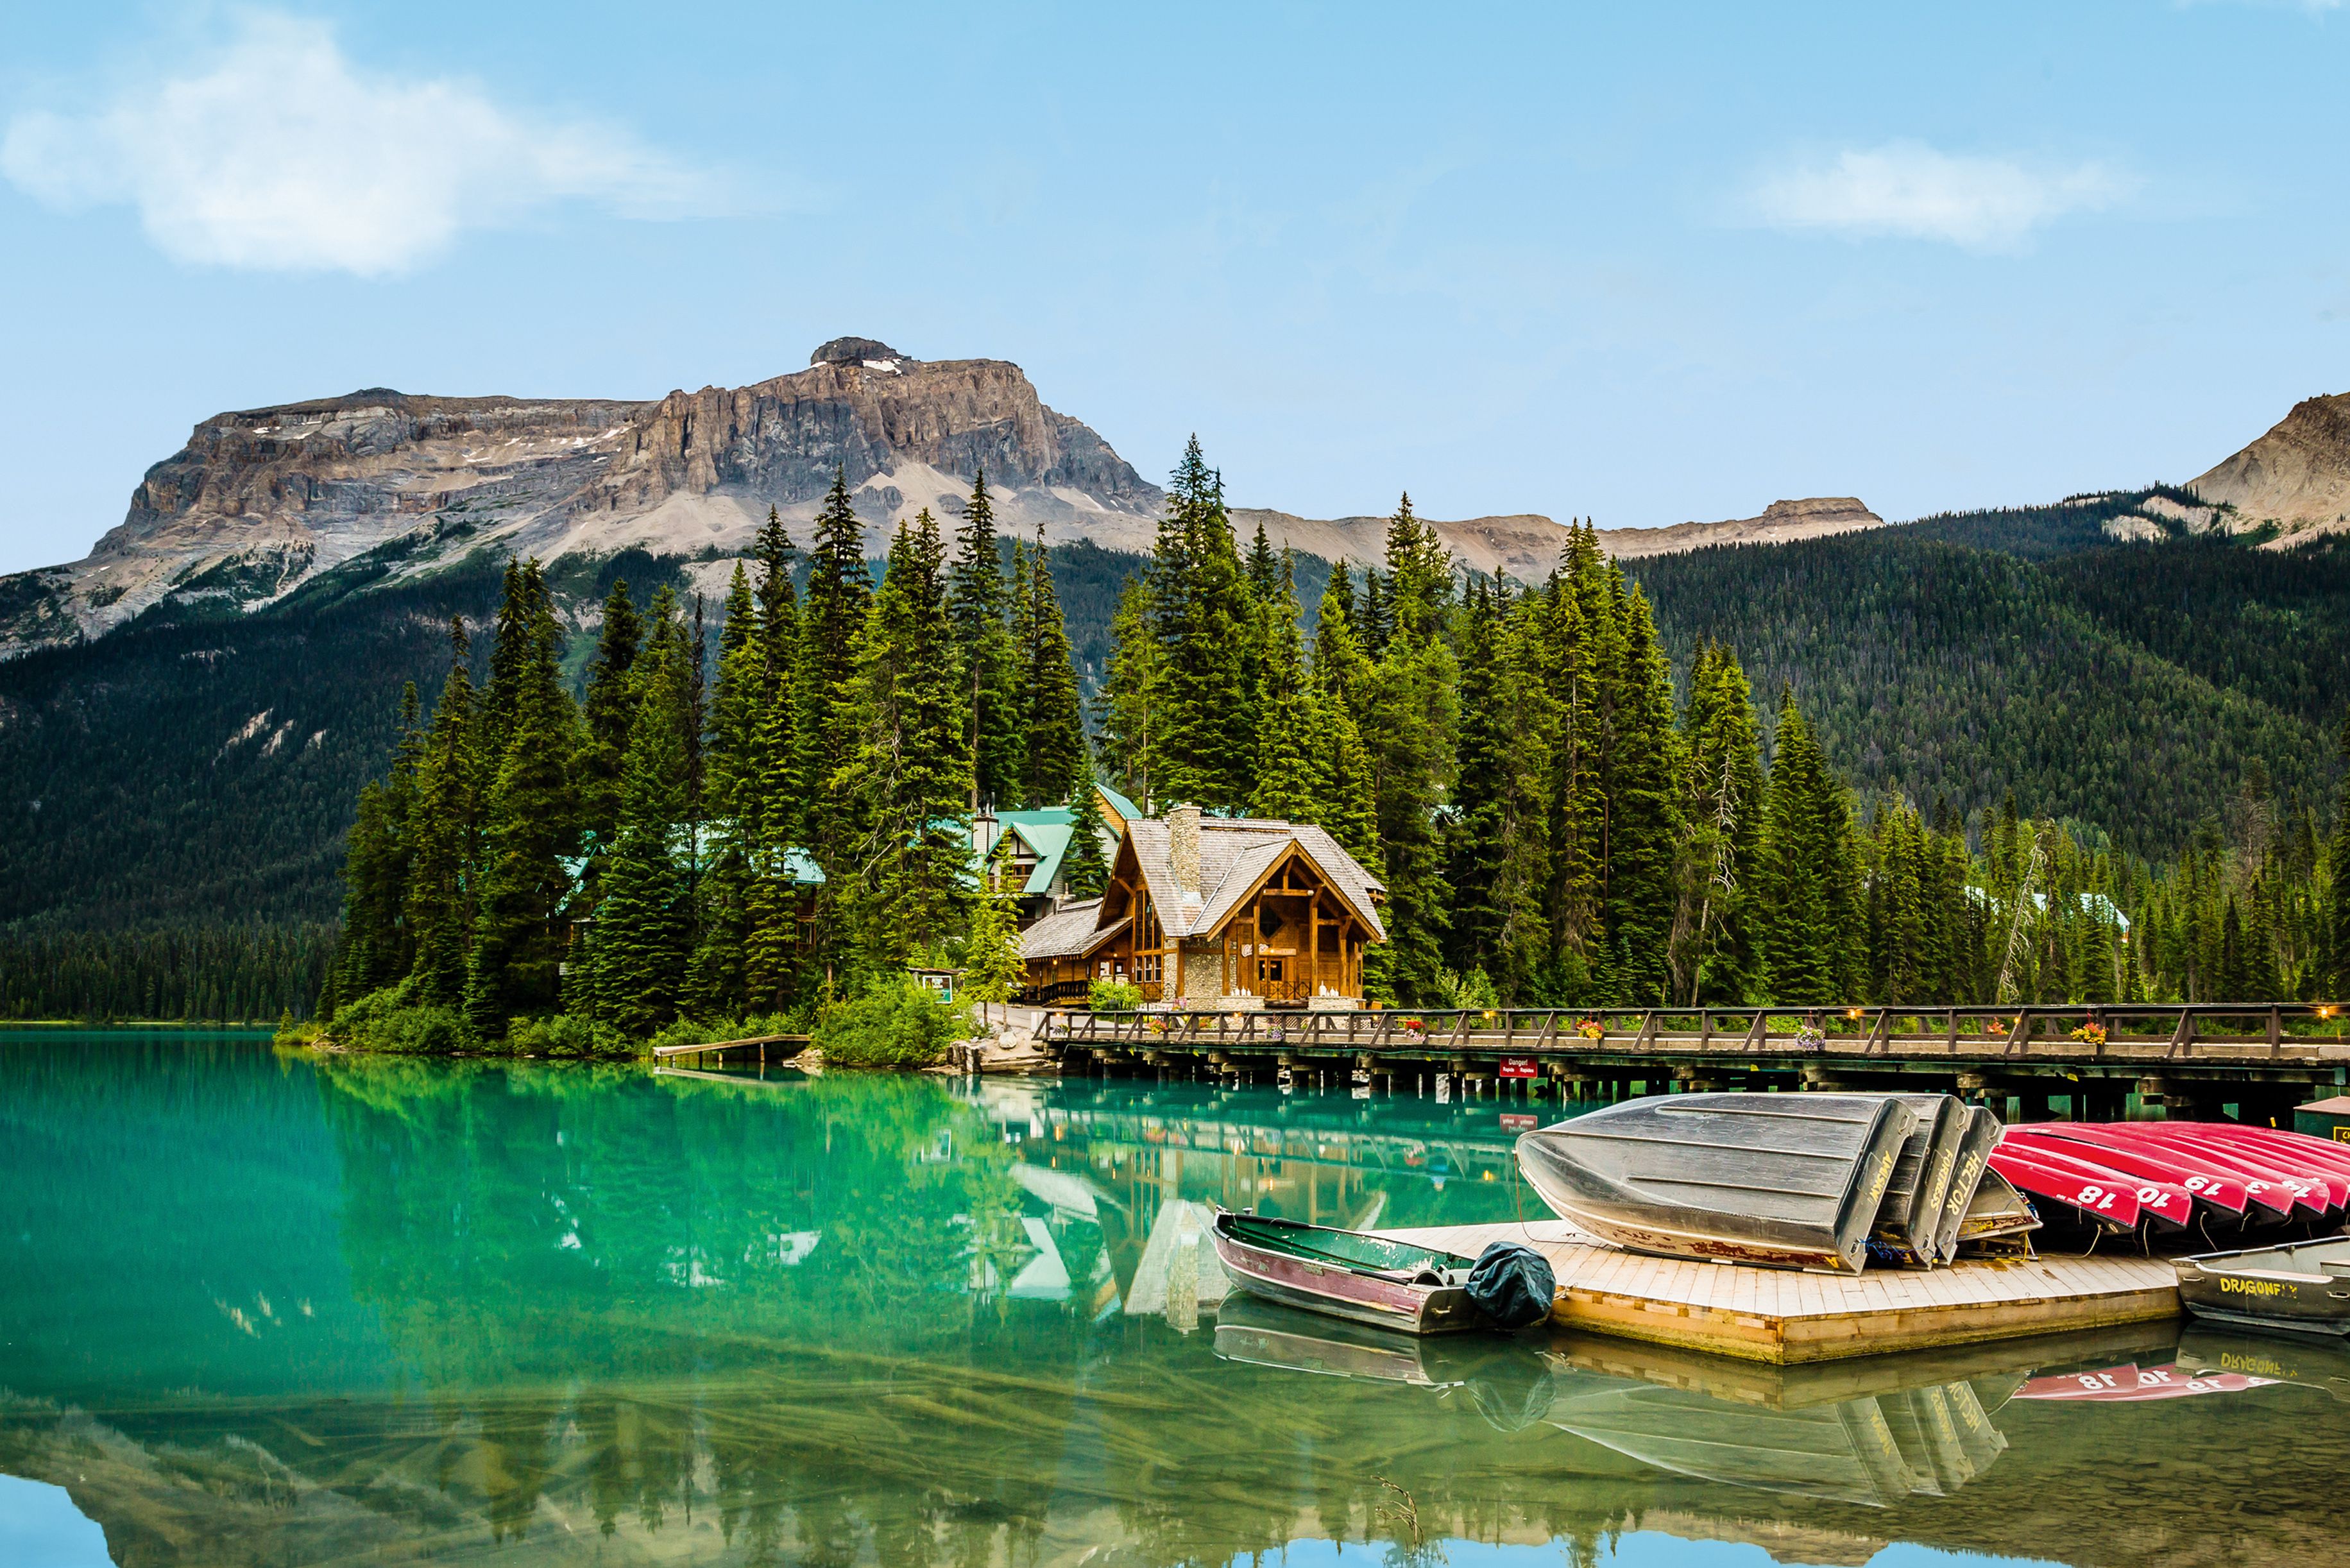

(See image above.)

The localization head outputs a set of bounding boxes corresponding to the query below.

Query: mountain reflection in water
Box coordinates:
[0,1035,2345,1568]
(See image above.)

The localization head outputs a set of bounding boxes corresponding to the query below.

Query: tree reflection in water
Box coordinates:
[1,1039,2346,1568]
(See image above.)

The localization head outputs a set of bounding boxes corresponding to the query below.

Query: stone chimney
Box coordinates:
[1167,803,1202,896]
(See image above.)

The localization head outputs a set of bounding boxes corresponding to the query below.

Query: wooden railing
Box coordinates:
[1037,1002,2350,1066]
[1015,979,1094,1006]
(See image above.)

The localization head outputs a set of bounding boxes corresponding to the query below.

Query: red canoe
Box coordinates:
[2043,1125,2303,1222]
[2128,1128,2342,1220]
[2004,1128,2250,1221]
[1991,1138,2193,1229]
[2217,1125,2350,1183]
[1988,1147,2143,1230]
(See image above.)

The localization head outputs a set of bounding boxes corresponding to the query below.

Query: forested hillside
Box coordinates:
[1,465,2345,1019]
[1633,532,2332,856]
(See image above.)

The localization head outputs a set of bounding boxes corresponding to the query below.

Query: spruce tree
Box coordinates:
[798,470,874,969]
[406,620,478,1009]
[578,580,643,847]
[1306,574,1381,869]
[473,557,532,776]
[333,779,404,1002]
[1019,528,1089,808]
[960,841,1025,1003]
[1444,579,1556,1002]
[1098,575,1157,808]
[333,682,420,1001]
[1760,689,1838,1004]
[846,509,974,967]
[949,470,1023,810]
[463,561,583,1035]
[1150,437,1257,812]
[1359,570,1391,662]
[1673,642,1764,1003]
[1245,518,1280,603]
[1596,579,1682,1004]
[1360,495,1458,1005]
[1249,554,1332,823]
[1062,751,1112,899]
[1538,524,1612,999]
[2332,707,2350,997]
[686,566,760,1018]
[745,509,806,1010]
[590,590,696,1034]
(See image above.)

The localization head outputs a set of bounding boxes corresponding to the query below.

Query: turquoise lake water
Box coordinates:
[1,1031,2342,1567]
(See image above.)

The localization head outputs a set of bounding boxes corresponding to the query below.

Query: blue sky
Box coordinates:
[1,1,2345,574]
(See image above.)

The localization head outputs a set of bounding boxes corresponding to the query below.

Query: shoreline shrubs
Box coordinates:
[1089,979,1145,1012]
[813,977,969,1068]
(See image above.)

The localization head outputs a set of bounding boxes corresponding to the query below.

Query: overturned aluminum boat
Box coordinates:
[1514,1094,1919,1275]
[1872,1094,1970,1265]
[1929,1105,2007,1263]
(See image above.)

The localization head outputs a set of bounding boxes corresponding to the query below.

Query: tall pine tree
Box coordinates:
[1019,527,1089,807]
[405,620,478,1009]
[845,509,974,967]
[463,561,583,1035]
[799,470,874,971]
[949,470,1022,809]
[1361,495,1458,1005]
[585,590,697,1034]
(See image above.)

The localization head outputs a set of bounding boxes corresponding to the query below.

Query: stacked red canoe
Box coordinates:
[1991,1122,2350,1243]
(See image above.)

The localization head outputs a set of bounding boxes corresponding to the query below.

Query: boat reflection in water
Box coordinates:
[1211,1296,2330,1509]
[1545,1357,2011,1508]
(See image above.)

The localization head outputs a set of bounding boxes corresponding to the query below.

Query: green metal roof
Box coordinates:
[1095,782,1141,826]
[994,808,1075,896]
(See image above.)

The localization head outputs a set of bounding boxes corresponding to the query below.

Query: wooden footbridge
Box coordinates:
[1039,1002,2350,1121]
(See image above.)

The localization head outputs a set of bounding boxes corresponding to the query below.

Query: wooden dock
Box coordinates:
[1044,1002,2350,1120]
[1380,1220,2180,1365]
[649,1032,808,1062]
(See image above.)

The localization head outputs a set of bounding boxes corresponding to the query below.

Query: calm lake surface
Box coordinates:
[2,1032,2344,1568]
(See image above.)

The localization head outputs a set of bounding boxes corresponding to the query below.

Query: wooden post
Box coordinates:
[1308,892,1321,1002]
[1252,896,1263,1000]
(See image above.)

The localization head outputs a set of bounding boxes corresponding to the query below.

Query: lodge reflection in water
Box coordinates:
[2,1038,2347,1568]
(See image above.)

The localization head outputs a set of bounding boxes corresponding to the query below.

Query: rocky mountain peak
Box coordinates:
[2189,391,2350,544]
[0,343,1164,652]
[1597,496,1886,558]
[810,336,910,367]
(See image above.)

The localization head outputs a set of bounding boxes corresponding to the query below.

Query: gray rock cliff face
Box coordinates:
[0,334,1907,653]
[1,347,1167,651]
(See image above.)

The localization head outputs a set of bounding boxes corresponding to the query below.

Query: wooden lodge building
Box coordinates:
[1017,804,1387,1008]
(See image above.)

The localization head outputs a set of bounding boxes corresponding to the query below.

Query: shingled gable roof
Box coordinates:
[1018,898,1123,962]
[1122,816,1386,942]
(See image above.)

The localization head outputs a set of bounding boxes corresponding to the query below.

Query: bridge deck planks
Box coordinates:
[1375,1219,2179,1364]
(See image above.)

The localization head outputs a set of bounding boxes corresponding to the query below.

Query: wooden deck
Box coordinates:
[649,1032,808,1061]
[1379,1219,2180,1365]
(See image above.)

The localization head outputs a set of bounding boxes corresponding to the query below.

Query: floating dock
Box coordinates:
[1379,1220,2180,1364]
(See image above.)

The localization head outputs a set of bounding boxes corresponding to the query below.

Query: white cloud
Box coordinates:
[1745,143,2134,251]
[1,12,729,277]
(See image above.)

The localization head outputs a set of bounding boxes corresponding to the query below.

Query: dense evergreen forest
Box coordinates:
[4,452,2348,1021]
[0,923,332,1023]
[309,443,2350,1054]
